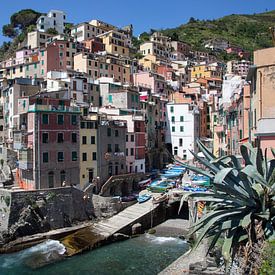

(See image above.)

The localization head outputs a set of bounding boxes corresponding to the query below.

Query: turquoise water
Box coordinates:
[0,234,188,275]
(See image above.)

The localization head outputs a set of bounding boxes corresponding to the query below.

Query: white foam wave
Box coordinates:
[145,234,186,244]
[1,240,66,268]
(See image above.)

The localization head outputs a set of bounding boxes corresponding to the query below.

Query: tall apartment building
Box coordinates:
[17,97,81,189]
[166,101,200,161]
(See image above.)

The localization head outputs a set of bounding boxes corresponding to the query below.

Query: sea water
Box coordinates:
[0,234,188,275]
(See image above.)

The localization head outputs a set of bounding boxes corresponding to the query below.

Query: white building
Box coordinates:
[36,10,66,34]
[166,102,200,161]
[70,22,106,42]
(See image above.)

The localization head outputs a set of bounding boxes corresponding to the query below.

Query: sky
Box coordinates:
[0,0,275,44]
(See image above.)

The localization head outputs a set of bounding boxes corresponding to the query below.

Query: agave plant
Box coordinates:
[176,140,275,268]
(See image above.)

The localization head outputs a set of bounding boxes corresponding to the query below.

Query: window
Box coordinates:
[72,133,77,143]
[20,66,23,72]
[42,114,49,124]
[58,115,64,125]
[107,128,111,137]
[41,51,44,57]
[131,135,134,142]
[141,164,143,170]
[174,147,178,156]
[108,94,113,103]
[82,152,87,161]
[43,152,49,163]
[72,151,77,161]
[114,46,118,51]
[115,130,119,137]
[82,136,87,144]
[92,152,97,160]
[126,148,128,156]
[170,106,174,113]
[91,136,95,144]
[179,138,183,147]
[126,135,128,142]
[41,69,44,75]
[180,126,184,132]
[42,132,49,143]
[115,144,119,152]
[180,116,184,122]
[57,152,64,162]
[107,144,112,152]
[59,52,63,57]
[130,148,134,156]
[171,116,175,122]
[57,132,64,143]
[172,126,175,132]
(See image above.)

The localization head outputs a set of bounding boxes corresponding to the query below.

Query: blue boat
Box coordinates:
[137,193,152,203]
[160,172,182,179]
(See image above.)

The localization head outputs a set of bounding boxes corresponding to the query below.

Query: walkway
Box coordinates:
[62,198,160,256]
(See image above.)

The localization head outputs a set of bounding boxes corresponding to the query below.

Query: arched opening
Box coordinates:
[60,170,66,186]
[48,171,54,188]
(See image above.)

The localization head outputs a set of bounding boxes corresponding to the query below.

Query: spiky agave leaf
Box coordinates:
[174,141,275,267]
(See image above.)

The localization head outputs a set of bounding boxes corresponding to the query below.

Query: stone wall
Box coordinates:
[0,186,94,243]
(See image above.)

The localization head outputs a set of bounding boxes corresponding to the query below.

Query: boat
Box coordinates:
[159,172,182,179]
[138,178,151,188]
[183,186,208,192]
[152,193,168,204]
[147,179,174,192]
[137,193,152,203]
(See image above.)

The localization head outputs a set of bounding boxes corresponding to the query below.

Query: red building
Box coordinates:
[17,96,81,189]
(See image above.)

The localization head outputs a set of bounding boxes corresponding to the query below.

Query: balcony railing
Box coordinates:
[28,104,81,113]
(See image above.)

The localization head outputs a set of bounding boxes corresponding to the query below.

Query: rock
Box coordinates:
[132,223,143,235]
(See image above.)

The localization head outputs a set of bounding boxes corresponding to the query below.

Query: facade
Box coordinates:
[97,119,127,188]
[79,112,98,188]
[247,47,275,158]
[17,97,81,189]
[36,10,66,34]
[97,30,130,57]
[27,31,54,49]
[71,22,106,42]
[226,60,252,77]
[166,102,200,161]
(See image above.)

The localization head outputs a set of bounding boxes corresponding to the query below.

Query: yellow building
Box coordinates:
[191,63,222,81]
[79,113,98,188]
[97,30,130,57]
[138,54,159,72]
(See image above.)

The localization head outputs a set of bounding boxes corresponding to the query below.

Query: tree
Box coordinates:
[2,24,17,38]
[2,9,41,38]
[10,9,41,31]
[177,141,275,273]
[171,32,179,41]
[46,28,58,35]
[188,17,197,24]
[64,23,74,34]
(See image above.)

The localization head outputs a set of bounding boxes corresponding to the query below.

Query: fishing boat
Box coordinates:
[159,172,182,179]
[152,193,168,204]
[147,179,174,193]
[138,178,151,188]
[137,193,152,203]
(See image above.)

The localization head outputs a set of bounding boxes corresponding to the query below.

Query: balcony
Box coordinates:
[28,104,81,113]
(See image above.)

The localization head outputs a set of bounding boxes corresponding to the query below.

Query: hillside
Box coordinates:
[160,10,275,54]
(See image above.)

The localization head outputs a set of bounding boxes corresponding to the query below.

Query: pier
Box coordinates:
[61,198,163,256]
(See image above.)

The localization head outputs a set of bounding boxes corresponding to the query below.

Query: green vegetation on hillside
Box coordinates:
[0,9,42,60]
[161,11,275,53]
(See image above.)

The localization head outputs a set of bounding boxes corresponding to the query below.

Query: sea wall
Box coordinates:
[0,187,94,243]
